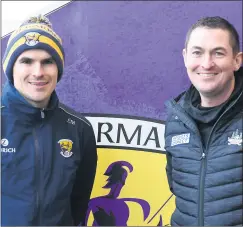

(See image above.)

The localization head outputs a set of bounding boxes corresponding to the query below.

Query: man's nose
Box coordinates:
[201,55,215,69]
[32,63,44,77]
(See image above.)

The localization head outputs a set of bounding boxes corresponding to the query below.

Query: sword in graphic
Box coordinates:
[147,194,174,224]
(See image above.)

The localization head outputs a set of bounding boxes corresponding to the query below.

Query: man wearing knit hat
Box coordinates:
[1,15,97,226]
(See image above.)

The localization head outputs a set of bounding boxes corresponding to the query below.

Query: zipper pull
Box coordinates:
[201,152,206,160]
[41,109,45,119]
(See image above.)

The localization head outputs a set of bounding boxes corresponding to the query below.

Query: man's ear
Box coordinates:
[234,52,243,71]
[182,48,187,67]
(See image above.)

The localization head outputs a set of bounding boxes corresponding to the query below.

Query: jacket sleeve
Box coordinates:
[165,151,174,194]
[164,113,174,194]
[71,123,98,226]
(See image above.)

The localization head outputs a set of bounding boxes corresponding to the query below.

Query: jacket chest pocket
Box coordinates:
[61,157,79,181]
[51,147,81,198]
[57,141,81,179]
[1,153,17,181]
[1,152,35,196]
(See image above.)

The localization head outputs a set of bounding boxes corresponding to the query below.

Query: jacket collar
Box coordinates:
[2,81,59,122]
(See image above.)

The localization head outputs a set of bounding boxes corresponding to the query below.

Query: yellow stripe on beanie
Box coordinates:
[3,37,26,72]
[39,36,64,63]
[3,34,64,73]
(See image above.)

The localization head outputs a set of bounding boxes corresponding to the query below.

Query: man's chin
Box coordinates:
[24,95,50,108]
[198,88,218,97]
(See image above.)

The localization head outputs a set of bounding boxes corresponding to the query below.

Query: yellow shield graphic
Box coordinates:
[85,116,175,226]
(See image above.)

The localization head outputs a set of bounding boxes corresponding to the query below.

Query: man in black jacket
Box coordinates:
[165,16,242,226]
[1,15,97,226]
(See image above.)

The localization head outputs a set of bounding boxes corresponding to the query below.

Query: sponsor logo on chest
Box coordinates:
[171,133,190,146]
[1,138,16,153]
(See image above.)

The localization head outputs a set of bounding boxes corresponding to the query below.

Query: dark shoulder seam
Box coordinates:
[58,106,91,127]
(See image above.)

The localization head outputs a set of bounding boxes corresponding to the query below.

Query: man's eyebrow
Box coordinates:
[213,47,227,52]
[18,56,55,64]
[190,46,203,50]
[41,57,55,63]
[190,46,227,52]
[18,56,32,62]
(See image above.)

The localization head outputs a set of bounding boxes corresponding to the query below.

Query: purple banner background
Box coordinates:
[1,1,242,120]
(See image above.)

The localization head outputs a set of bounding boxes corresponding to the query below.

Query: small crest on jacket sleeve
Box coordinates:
[228,129,242,146]
[58,139,73,158]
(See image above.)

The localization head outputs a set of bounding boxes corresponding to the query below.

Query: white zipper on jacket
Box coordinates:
[169,100,206,225]
[41,108,45,118]
[33,128,42,225]
[198,89,242,226]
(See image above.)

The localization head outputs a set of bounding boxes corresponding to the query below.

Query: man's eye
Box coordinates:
[192,51,201,56]
[215,52,224,56]
[43,59,55,64]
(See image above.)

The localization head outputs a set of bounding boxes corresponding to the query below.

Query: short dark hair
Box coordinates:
[185,16,240,55]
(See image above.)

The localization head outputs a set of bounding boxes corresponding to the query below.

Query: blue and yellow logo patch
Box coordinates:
[58,139,73,158]
[24,32,41,46]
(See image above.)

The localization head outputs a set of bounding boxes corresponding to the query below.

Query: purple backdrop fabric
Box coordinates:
[1,1,242,120]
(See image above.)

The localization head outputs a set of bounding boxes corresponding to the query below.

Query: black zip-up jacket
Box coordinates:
[1,81,97,226]
[164,68,243,226]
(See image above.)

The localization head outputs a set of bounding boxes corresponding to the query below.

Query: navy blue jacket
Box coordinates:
[1,81,97,226]
[165,69,243,226]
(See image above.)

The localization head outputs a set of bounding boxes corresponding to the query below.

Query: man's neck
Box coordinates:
[25,97,49,109]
